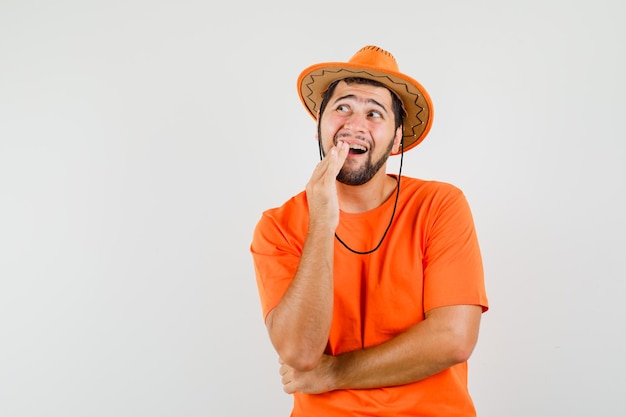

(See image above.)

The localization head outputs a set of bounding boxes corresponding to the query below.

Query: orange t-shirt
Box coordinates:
[251,176,489,417]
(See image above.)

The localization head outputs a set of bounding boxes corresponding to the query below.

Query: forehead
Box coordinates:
[330,80,394,108]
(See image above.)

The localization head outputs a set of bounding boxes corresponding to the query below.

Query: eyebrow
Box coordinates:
[332,94,389,114]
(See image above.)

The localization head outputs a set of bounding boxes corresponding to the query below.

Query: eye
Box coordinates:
[336,104,350,113]
[368,110,383,119]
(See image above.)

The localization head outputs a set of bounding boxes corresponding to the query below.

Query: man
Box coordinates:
[250,45,489,416]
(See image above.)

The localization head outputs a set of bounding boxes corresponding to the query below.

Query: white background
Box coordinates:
[1,0,624,416]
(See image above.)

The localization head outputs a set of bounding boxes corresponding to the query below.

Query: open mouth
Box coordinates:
[348,144,367,155]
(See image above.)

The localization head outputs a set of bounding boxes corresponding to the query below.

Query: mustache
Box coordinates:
[333,132,371,147]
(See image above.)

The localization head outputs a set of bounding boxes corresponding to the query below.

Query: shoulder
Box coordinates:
[396,177,476,229]
[253,191,309,244]
[399,176,466,202]
[260,190,308,223]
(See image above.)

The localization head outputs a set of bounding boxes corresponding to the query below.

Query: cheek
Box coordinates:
[319,122,338,142]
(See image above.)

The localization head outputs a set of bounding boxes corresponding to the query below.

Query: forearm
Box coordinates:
[267,142,349,371]
[266,226,335,370]
[330,305,482,390]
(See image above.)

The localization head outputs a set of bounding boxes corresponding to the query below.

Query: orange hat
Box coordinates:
[297,45,434,153]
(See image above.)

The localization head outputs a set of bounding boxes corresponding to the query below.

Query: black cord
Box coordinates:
[318,138,404,255]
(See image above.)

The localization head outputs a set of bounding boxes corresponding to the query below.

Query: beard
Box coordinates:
[318,126,395,186]
[336,138,394,185]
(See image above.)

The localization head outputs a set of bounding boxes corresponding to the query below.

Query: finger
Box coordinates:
[309,147,335,182]
[325,141,348,179]
[308,141,348,189]
[336,140,349,161]
[281,373,290,385]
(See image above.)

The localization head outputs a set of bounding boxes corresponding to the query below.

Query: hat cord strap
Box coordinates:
[333,139,404,255]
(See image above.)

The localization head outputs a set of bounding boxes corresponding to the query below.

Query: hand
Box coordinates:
[279,355,337,394]
[305,141,349,232]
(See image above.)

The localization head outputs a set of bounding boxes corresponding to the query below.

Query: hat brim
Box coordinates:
[297,62,434,154]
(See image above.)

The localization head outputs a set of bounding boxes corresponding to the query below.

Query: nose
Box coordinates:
[343,113,366,133]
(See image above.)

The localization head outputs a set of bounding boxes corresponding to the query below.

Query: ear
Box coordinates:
[391,126,403,154]
[315,111,321,142]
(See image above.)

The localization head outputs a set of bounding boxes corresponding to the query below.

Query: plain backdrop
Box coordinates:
[1,0,625,416]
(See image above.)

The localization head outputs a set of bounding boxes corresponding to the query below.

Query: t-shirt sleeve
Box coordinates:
[250,211,302,320]
[422,187,489,313]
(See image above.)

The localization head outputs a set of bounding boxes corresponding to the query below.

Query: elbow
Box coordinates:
[446,330,478,365]
[428,305,482,366]
[278,345,323,371]
[266,310,326,371]
[449,341,475,364]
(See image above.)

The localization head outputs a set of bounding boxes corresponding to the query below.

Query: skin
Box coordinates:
[266,80,483,394]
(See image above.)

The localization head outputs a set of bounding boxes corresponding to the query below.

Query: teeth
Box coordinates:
[348,144,366,151]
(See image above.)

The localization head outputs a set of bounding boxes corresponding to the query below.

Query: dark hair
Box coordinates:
[318,77,406,131]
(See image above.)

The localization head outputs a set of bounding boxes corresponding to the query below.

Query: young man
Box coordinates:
[250,45,489,416]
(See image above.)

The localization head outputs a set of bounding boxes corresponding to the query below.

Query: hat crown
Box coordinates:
[349,45,399,72]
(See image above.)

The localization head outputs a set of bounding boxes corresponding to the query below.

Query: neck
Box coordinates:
[336,171,398,213]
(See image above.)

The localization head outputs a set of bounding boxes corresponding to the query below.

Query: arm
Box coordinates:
[277,184,487,392]
[280,304,482,394]
[266,141,349,371]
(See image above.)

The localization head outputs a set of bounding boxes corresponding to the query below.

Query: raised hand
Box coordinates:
[305,141,349,232]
